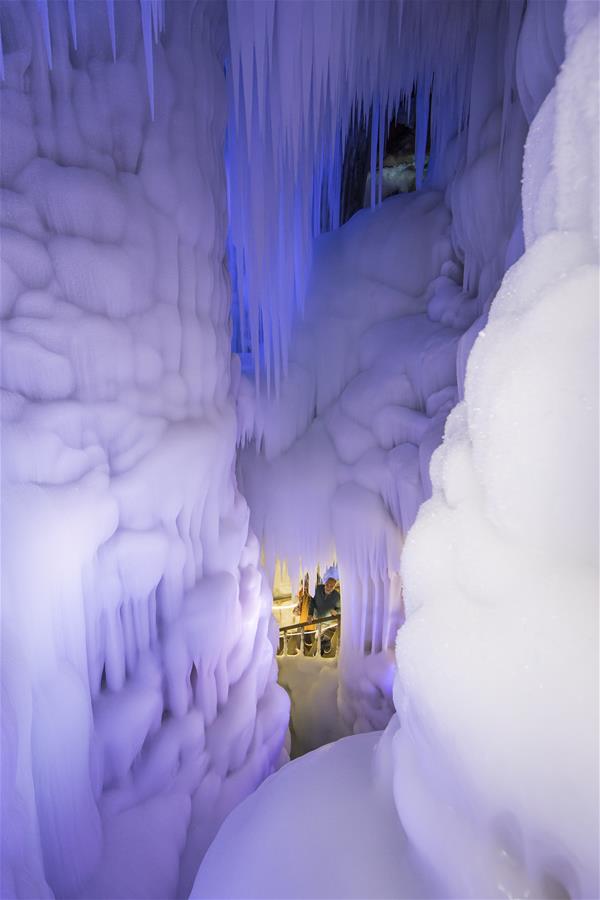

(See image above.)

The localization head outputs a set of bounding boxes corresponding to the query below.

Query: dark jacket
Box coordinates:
[308,584,340,619]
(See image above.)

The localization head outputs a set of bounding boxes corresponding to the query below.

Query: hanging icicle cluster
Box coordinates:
[0,0,528,395]
[1,0,166,119]
[226,0,526,394]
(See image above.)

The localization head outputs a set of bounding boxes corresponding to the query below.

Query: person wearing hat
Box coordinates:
[308,566,341,619]
[308,566,340,656]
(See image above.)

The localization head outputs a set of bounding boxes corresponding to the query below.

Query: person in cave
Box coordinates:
[293,572,316,654]
[309,566,341,655]
[293,572,311,622]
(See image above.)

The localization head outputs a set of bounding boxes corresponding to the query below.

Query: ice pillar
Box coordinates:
[0,2,288,896]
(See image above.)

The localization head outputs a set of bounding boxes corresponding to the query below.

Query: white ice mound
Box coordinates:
[191,730,437,900]
[393,8,599,899]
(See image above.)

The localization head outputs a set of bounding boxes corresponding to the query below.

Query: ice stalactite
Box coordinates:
[236,0,565,735]
[2,0,168,115]
[67,0,77,49]
[0,2,288,897]
[226,0,496,392]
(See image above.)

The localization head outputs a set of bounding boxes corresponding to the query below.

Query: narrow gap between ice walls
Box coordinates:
[0,2,290,898]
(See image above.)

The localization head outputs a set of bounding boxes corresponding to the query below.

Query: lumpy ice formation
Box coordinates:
[0,3,289,897]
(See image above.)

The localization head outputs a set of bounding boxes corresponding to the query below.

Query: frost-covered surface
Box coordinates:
[392,4,599,898]
[278,655,346,757]
[0,3,288,897]
[236,0,566,736]
[191,730,439,900]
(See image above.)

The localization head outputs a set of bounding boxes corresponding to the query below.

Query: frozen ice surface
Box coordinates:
[191,731,438,900]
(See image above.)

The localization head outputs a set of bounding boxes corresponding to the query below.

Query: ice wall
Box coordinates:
[236,0,565,734]
[391,2,599,896]
[0,3,288,897]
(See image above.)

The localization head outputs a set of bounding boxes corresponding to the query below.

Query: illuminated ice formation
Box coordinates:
[0,3,288,897]
[1,0,597,898]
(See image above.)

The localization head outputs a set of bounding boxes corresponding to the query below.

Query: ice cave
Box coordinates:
[0,0,598,898]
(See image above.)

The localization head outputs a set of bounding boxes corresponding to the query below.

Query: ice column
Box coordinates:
[0,2,288,897]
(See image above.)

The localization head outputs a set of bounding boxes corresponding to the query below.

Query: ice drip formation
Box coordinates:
[0,1,597,899]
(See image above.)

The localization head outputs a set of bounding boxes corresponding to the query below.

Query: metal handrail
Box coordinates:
[279,613,339,633]
[277,613,340,657]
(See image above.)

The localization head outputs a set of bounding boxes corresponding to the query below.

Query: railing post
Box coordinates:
[284,631,289,656]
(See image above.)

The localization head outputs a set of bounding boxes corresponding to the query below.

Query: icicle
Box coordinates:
[377,99,385,205]
[36,0,53,69]
[237,0,257,139]
[225,0,502,391]
[67,0,78,50]
[151,0,159,38]
[500,0,525,160]
[105,0,116,61]
[139,0,155,119]
[370,101,379,209]
[415,76,431,190]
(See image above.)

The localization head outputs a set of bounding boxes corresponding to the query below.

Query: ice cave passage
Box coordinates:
[0,1,598,899]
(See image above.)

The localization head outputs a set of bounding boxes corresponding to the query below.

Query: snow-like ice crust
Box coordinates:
[192,730,440,900]
[393,5,599,897]
[0,3,289,897]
